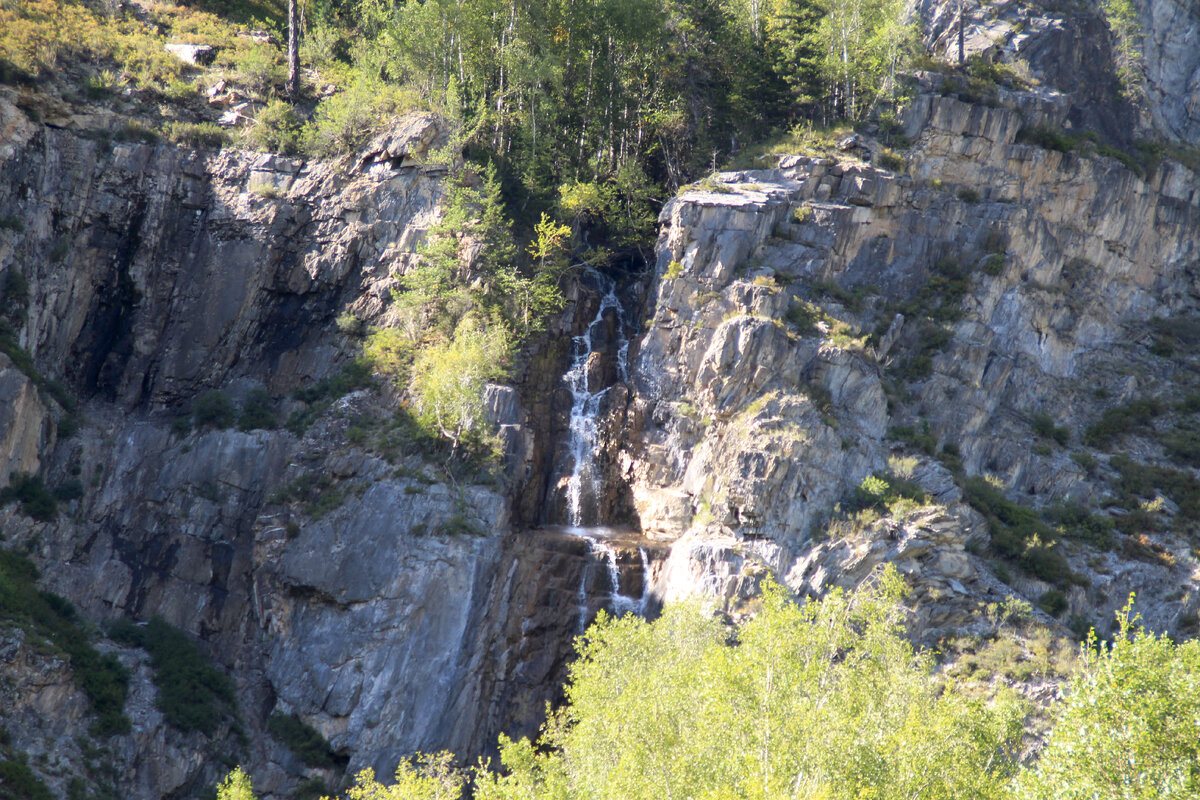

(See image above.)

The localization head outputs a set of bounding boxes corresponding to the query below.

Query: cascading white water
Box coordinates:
[575,539,648,621]
[562,272,629,528]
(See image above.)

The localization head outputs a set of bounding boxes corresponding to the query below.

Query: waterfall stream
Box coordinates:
[562,272,630,528]
[556,271,650,623]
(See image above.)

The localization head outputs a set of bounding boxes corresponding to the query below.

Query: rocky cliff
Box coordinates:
[0,95,651,798]
[610,0,1200,652]
[2,0,1200,797]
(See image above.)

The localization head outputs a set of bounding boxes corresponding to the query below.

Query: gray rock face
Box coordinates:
[1140,0,1200,145]
[612,88,1200,646]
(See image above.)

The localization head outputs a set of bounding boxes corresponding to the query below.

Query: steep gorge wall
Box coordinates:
[0,95,630,799]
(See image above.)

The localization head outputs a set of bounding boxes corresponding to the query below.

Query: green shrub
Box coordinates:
[234,45,283,95]
[470,569,1027,800]
[266,713,339,768]
[1016,126,1075,153]
[293,777,329,800]
[116,120,160,143]
[0,472,57,521]
[0,551,130,737]
[0,754,53,800]
[844,470,928,516]
[1038,589,1068,617]
[193,390,237,429]
[956,187,981,203]
[1067,614,1093,640]
[237,388,277,431]
[52,478,84,502]
[440,513,486,536]
[291,360,373,405]
[1031,414,1070,446]
[962,476,1079,586]
[980,253,1005,276]
[1083,399,1164,448]
[109,616,236,736]
[49,237,70,263]
[268,472,347,519]
[1046,502,1115,550]
[1149,316,1200,358]
[1070,451,1097,473]
[890,420,938,455]
[247,99,302,154]
[163,121,230,150]
[1162,426,1200,468]
[301,80,422,158]
[334,312,365,338]
[0,216,24,231]
[877,149,905,171]
[1111,453,1200,520]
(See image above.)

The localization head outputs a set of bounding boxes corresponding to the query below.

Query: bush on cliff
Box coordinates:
[109,616,237,736]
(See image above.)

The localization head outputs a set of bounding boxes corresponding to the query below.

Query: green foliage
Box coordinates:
[266,713,338,768]
[474,568,1026,800]
[163,121,231,149]
[1018,598,1200,800]
[246,99,302,154]
[367,163,567,456]
[193,390,237,429]
[409,315,509,455]
[1016,126,1076,153]
[109,616,236,736]
[1045,502,1116,550]
[0,473,57,521]
[343,754,464,800]
[891,420,938,455]
[1038,589,1068,618]
[962,476,1079,586]
[216,767,256,800]
[301,79,424,158]
[1149,315,1200,358]
[267,472,347,519]
[0,551,130,737]
[1083,398,1164,448]
[981,253,1005,276]
[1100,0,1144,99]
[233,45,282,95]
[1111,453,1200,521]
[844,468,928,516]
[286,361,374,435]
[876,148,905,171]
[237,388,277,431]
[1031,414,1069,446]
[0,752,53,800]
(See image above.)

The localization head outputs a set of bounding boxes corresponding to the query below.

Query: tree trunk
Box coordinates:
[287,0,299,100]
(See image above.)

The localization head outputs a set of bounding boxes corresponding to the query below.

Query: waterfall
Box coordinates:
[562,272,630,528]
[576,539,649,620]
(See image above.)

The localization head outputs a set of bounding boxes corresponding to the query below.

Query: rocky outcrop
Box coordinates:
[613,86,1200,644]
